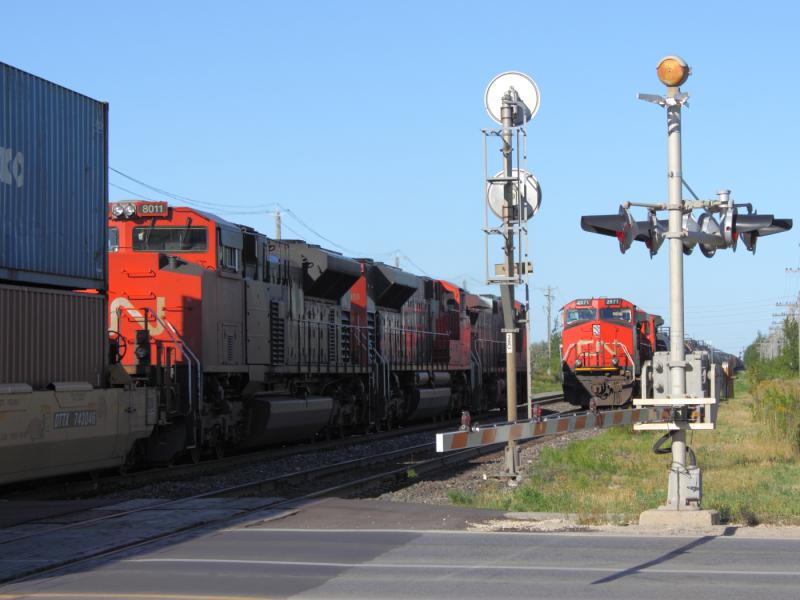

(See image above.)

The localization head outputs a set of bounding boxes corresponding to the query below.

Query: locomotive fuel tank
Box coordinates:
[406,371,451,421]
[239,394,334,447]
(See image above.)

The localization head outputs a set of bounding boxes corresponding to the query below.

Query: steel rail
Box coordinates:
[0,402,579,586]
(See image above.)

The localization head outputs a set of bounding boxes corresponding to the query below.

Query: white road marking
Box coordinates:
[129,557,800,577]
[224,526,799,541]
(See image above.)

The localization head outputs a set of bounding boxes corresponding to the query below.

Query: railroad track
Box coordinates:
[3,391,565,501]
[0,437,502,586]
[0,396,577,586]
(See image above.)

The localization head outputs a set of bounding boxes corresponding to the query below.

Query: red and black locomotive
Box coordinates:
[107,201,526,463]
[560,297,662,409]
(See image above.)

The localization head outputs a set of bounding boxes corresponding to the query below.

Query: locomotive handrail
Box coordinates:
[606,340,634,367]
[115,305,201,446]
[562,340,634,369]
[161,316,202,427]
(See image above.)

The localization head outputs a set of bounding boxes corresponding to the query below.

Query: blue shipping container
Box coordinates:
[0,62,107,290]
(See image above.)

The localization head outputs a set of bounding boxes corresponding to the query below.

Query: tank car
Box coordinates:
[560,297,662,409]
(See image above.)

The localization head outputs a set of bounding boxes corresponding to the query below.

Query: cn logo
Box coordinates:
[0,146,24,188]
[109,296,166,337]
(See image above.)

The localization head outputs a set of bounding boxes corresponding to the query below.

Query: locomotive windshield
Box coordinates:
[599,307,632,324]
[132,226,208,252]
[565,308,595,325]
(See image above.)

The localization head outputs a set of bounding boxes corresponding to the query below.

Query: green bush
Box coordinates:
[751,379,800,452]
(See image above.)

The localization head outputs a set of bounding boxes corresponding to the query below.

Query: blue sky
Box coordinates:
[4,1,798,355]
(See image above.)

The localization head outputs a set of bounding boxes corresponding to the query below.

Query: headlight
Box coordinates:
[575,359,583,368]
[111,204,124,218]
[611,357,620,367]
[123,203,136,218]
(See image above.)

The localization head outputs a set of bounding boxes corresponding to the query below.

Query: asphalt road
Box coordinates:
[2,520,800,599]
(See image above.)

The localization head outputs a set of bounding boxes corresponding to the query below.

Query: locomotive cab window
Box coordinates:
[599,307,632,324]
[220,244,241,272]
[108,227,119,252]
[565,308,594,325]
[132,226,208,252]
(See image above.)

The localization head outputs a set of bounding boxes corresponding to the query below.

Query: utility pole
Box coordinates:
[662,61,690,508]
[776,293,800,374]
[783,265,800,374]
[543,286,555,376]
[275,209,281,240]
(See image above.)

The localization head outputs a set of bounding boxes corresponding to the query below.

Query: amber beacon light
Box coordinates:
[656,55,690,87]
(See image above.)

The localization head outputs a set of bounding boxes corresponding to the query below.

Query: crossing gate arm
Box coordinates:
[435,407,658,453]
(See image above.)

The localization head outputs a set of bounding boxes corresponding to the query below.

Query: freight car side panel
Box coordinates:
[0,62,107,290]
[0,387,156,485]
[0,283,106,389]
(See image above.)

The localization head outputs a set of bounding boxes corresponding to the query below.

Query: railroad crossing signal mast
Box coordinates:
[582,57,792,512]
[482,72,542,478]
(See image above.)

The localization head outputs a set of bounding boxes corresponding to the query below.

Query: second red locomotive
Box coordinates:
[560,297,662,409]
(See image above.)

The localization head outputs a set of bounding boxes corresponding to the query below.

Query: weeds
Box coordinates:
[448,393,800,525]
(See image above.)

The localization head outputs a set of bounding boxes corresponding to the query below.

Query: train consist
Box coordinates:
[560,297,739,409]
[0,62,524,484]
[106,203,526,463]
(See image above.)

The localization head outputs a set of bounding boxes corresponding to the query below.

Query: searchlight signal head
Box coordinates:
[484,71,541,127]
[657,55,691,87]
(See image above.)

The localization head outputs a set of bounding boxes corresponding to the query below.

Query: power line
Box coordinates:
[109,167,437,277]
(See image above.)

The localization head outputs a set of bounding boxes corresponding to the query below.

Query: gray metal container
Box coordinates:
[0,283,106,389]
[0,62,108,290]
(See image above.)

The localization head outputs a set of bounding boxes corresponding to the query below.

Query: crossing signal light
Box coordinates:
[581,204,792,256]
[738,215,792,254]
[581,206,667,258]
[657,56,691,87]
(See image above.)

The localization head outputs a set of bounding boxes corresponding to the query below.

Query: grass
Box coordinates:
[449,389,800,525]
[531,371,561,393]
[751,379,800,451]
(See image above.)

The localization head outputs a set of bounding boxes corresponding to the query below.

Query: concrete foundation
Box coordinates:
[639,507,720,528]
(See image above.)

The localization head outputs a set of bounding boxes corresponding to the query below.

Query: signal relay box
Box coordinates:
[635,350,719,430]
[649,351,711,399]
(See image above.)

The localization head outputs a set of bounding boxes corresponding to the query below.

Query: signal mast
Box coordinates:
[482,72,541,478]
[581,57,792,519]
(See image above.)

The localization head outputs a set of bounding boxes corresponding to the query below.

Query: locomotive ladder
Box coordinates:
[117,306,203,448]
